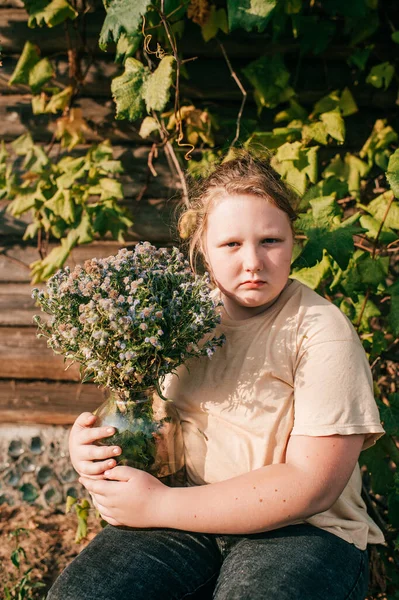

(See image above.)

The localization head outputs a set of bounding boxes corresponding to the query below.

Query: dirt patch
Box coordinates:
[0,503,101,599]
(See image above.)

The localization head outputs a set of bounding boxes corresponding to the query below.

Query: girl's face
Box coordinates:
[204,194,294,321]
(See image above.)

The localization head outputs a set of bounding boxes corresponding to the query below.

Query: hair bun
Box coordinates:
[178,209,198,240]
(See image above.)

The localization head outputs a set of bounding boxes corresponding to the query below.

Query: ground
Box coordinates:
[0,503,101,599]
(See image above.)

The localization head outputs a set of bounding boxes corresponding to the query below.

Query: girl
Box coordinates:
[48,153,385,600]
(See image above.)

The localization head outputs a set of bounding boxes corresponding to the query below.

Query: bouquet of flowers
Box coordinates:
[32,242,225,480]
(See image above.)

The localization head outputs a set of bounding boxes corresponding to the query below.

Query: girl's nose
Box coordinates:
[243,247,263,273]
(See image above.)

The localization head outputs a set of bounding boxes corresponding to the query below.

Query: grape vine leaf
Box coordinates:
[143,56,175,113]
[139,116,159,139]
[360,443,394,496]
[320,108,345,143]
[202,6,228,42]
[99,0,150,50]
[111,57,148,121]
[228,0,276,33]
[115,32,142,64]
[366,62,395,91]
[291,250,331,290]
[363,191,399,230]
[29,58,54,93]
[8,41,40,86]
[25,0,78,28]
[386,148,399,199]
[242,54,292,111]
[44,86,74,113]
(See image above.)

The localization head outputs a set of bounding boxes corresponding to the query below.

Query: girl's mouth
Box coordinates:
[240,281,266,288]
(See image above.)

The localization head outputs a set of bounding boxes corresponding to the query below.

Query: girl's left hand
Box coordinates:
[79,466,167,528]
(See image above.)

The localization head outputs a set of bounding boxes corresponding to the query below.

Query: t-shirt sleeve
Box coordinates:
[291,337,385,451]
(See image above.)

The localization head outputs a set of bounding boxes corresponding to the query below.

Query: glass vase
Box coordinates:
[94,387,186,487]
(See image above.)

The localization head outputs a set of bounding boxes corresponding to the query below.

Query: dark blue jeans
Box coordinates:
[47,524,369,600]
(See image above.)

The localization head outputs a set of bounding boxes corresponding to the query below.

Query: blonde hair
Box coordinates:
[178,150,299,272]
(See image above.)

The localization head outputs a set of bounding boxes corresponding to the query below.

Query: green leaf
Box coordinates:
[320,108,345,143]
[45,189,76,223]
[8,41,40,86]
[71,212,94,244]
[291,250,331,289]
[360,119,398,168]
[294,16,336,55]
[294,226,355,271]
[274,99,307,123]
[312,90,341,116]
[228,0,276,33]
[356,254,389,287]
[139,116,160,139]
[98,159,124,174]
[26,0,78,28]
[111,57,148,121]
[143,55,175,113]
[359,214,397,244]
[309,195,341,225]
[202,6,228,42]
[347,46,372,71]
[29,57,54,93]
[45,85,73,113]
[339,87,358,116]
[389,295,399,336]
[11,133,34,155]
[360,442,394,495]
[7,189,40,216]
[242,54,291,111]
[99,177,124,200]
[30,235,77,282]
[99,0,150,50]
[276,141,301,162]
[323,153,369,198]
[392,31,399,44]
[379,394,399,437]
[365,190,399,229]
[115,32,142,63]
[65,495,77,513]
[302,121,328,145]
[386,148,399,198]
[366,62,395,90]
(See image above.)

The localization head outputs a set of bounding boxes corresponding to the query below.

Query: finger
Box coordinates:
[80,426,120,445]
[79,476,116,497]
[80,458,118,476]
[104,465,135,481]
[73,412,97,430]
[78,444,121,461]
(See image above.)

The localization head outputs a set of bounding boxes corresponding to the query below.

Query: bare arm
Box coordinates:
[155,433,365,534]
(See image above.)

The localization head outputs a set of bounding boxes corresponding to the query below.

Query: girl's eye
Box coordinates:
[226,241,239,247]
[262,238,280,244]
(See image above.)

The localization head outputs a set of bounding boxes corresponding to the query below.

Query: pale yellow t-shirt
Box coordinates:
[163,279,385,550]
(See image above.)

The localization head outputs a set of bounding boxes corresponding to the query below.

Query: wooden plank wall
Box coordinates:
[1,1,398,424]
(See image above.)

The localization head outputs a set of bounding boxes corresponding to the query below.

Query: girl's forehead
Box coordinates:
[208,193,288,220]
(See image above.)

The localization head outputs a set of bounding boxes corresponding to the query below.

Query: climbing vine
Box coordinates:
[2,0,399,596]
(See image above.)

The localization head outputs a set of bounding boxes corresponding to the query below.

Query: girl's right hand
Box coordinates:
[69,412,122,480]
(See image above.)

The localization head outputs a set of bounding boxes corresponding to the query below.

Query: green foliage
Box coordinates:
[3,528,46,599]
[4,1,399,595]
[227,0,276,33]
[3,138,132,282]
[99,0,150,50]
[24,0,78,28]
[111,57,148,121]
[242,54,293,111]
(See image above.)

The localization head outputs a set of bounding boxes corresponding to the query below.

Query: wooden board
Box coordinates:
[0,283,39,325]
[0,379,104,424]
[0,327,81,380]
